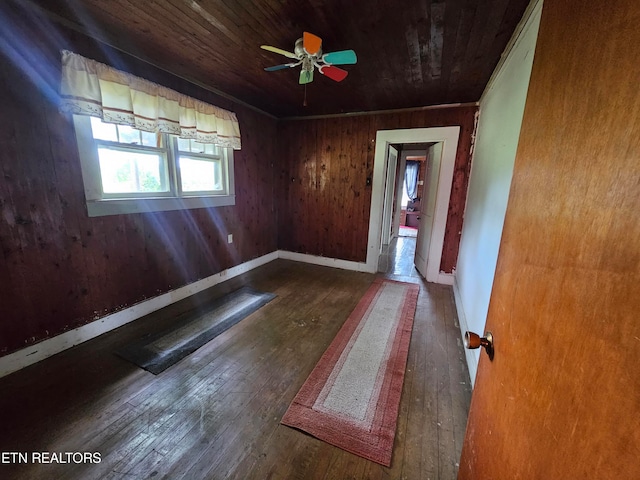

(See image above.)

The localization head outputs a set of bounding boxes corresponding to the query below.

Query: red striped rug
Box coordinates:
[281,278,419,466]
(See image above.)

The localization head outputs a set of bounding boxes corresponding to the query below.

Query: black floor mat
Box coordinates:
[115,286,276,374]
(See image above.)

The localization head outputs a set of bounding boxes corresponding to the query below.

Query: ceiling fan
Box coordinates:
[261,32,357,85]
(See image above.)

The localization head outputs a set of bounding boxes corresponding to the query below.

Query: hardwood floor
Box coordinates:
[378,235,421,280]
[0,259,471,480]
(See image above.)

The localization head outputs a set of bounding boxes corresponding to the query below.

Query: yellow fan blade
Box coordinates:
[260,45,298,59]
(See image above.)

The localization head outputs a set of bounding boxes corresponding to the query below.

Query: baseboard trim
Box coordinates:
[277,250,374,273]
[0,251,278,379]
[452,278,479,388]
[437,272,455,285]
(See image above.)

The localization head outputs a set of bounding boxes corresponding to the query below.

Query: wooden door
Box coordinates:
[459,1,640,478]
[414,143,441,279]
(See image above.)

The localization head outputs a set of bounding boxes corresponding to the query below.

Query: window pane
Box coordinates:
[179,157,222,192]
[117,125,141,144]
[140,130,159,147]
[176,137,191,152]
[90,117,118,141]
[98,147,167,194]
[175,138,219,154]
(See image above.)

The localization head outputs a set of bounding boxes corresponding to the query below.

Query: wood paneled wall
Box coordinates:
[276,107,478,270]
[0,7,278,356]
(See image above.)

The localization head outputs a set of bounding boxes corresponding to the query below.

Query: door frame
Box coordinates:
[365,127,460,283]
[391,150,407,239]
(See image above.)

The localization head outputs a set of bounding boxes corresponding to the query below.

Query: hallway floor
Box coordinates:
[378,235,421,278]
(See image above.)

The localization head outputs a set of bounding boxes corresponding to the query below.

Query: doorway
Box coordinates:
[396,146,429,241]
[378,145,430,277]
[365,127,460,284]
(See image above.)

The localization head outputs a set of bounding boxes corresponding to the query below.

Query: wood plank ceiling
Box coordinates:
[24,0,531,118]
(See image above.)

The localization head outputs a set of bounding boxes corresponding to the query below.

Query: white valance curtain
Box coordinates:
[59,50,241,149]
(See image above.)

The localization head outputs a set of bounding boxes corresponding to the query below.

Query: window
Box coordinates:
[73,115,235,217]
[60,50,241,217]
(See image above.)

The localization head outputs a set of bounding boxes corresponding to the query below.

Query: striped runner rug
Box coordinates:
[281,277,419,466]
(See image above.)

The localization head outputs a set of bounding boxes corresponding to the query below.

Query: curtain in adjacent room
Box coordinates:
[404,160,419,200]
[59,50,241,149]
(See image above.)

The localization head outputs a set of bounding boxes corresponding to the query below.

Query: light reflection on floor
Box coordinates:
[377,235,420,278]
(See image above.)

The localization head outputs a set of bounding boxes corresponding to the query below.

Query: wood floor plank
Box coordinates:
[0,258,471,480]
[422,285,448,479]
[443,285,473,472]
[434,284,459,479]
[401,284,430,480]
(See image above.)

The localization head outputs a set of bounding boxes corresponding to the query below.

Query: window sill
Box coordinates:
[86,195,236,217]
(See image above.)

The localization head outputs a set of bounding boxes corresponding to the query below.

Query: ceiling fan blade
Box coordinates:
[319,65,348,82]
[260,45,298,59]
[299,69,314,85]
[322,50,357,65]
[264,63,297,71]
[303,32,322,55]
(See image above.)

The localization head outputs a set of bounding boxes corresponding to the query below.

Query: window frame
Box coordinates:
[172,140,228,197]
[72,115,235,217]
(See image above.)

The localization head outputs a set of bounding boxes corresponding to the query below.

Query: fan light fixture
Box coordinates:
[261,32,357,85]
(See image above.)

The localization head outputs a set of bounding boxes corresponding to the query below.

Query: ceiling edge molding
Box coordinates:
[281,102,480,121]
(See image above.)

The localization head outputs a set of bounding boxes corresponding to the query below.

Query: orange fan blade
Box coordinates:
[303,32,322,55]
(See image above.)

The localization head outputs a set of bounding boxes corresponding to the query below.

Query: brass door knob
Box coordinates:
[464,331,494,360]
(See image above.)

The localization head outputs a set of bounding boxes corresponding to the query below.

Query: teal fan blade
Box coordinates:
[322,50,357,65]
